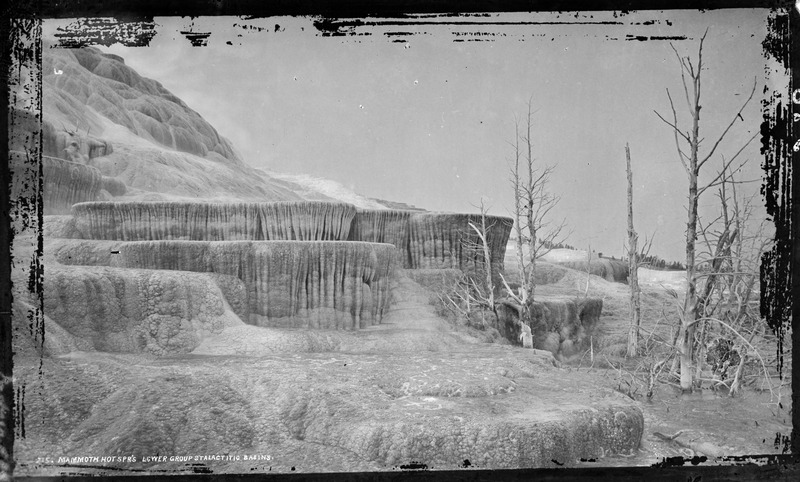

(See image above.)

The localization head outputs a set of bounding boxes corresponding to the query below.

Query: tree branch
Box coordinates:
[697,79,757,170]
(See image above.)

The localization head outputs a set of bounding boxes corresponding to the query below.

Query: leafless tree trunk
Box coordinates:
[507,125,528,316]
[435,198,505,331]
[626,143,642,358]
[655,30,758,392]
[697,163,773,396]
[501,99,568,330]
[466,198,497,313]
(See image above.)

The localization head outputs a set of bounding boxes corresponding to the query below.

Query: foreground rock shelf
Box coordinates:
[14,347,644,473]
[51,239,397,330]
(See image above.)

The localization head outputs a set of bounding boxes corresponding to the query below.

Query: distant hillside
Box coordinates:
[37,45,415,209]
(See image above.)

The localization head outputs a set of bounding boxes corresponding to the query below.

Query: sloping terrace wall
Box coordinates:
[349,210,513,277]
[53,240,397,330]
[71,201,357,241]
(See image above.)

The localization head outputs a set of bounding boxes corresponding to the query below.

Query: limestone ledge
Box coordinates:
[51,240,398,330]
[350,210,513,274]
[42,264,245,355]
[71,201,357,241]
[497,297,603,360]
[42,156,103,215]
[63,204,512,280]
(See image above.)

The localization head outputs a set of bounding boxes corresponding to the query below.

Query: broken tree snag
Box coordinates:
[654,31,758,392]
[626,143,641,358]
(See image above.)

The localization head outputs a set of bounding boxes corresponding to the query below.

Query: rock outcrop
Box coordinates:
[43,156,103,214]
[406,212,513,277]
[348,209,412,248]
[51,240,397,330]
[42,119,113,163]
[71,201,357,241]
[41,156,128,215]
[348,210,513,275]
[43,264,245,355]
[39,46,315,205]
[497,297,603,360]
[53,202,512,332]
[33,46,435,210]
[66,203,511,277]
[44,47,242,167]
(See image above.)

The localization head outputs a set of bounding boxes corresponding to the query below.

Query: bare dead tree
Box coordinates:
[435,273,484,328]
[463,198,499,317]
[436,199,502,330]
[500,99,568,329]
[625,143,642,358]
[469,199,497,309]
[654,30,759,392]
[693,163,774,396]
[693,161,738,381]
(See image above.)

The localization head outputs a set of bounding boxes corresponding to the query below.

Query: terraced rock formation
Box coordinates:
[71,201,357,241]
[44,47,240,166]
[49,199,512,334]
[42,156,102,214]
[349,209,513,276]
[348,209,412,252]
[407,212,512,275]
[43,264,246,355]
[47,200,515,335]
[42,118,113,163]
[51,239,396,330]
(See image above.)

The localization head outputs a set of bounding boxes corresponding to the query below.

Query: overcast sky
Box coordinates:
[45,10,781,262]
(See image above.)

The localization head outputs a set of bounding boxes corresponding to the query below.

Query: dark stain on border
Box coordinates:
[758,8,792,409]
[179,30,213,47]
[52,17,157,48]
[625,35,688,41]
[312,17,628,36]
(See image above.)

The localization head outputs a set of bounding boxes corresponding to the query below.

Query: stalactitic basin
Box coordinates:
[53,239,398,330]
[71,201,358,241]
[406,212,513,276]
[348,210,513,274]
